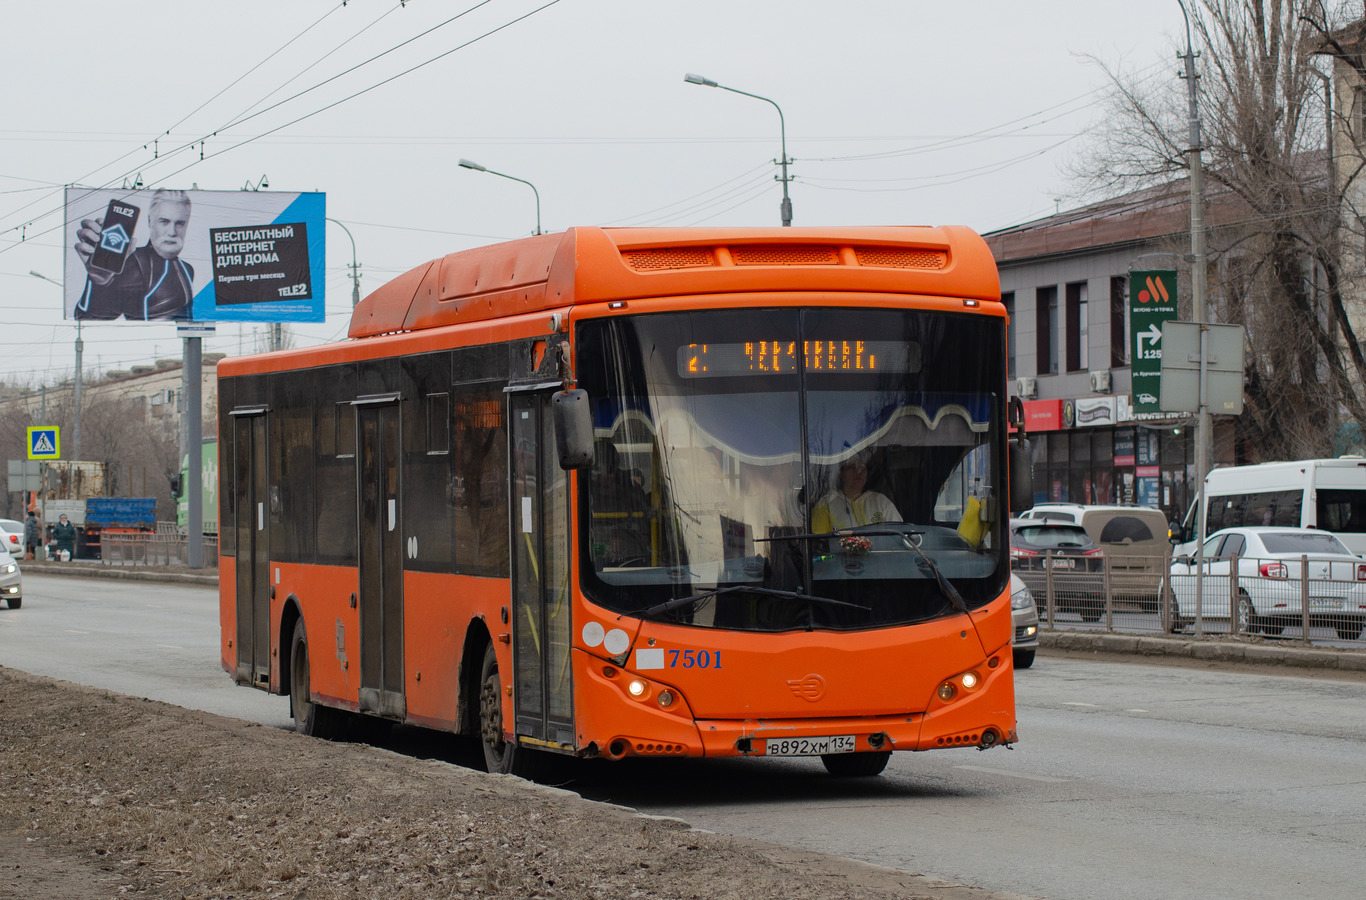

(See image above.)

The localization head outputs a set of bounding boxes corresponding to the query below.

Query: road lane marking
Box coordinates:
[955,765,1069,783]
[1063,701,1099,707]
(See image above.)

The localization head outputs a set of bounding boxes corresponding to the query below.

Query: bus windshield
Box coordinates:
[575,306,1009,632]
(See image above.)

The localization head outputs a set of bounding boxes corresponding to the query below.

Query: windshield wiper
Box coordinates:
[641,585,870,620]
[900,531,969,614]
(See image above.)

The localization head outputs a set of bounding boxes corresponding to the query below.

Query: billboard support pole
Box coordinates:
[185,336,204,569]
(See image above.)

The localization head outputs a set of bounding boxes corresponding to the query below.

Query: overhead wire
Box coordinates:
[0,0,563,253]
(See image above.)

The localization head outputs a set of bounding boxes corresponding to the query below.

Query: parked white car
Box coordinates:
[0,518,24,557]
[0,546,21,609]
[1169,527,1366,640]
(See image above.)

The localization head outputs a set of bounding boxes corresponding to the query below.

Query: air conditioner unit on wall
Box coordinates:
[1089,370,1112,393]
[1014,377,1037,399]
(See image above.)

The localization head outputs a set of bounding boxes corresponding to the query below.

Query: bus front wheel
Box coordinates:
[478,643,549,778]
[821,750,891,777]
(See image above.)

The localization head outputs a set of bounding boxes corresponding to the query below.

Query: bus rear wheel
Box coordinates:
[291,619,344,740]
[478,643,549,779]
[821,750,891,777]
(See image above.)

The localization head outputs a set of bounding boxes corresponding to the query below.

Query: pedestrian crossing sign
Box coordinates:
[27,426,60,460]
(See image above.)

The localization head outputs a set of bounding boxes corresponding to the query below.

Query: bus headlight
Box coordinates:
[627,679,648,699]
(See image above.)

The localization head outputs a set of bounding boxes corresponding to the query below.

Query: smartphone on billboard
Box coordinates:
[88,199,141,279]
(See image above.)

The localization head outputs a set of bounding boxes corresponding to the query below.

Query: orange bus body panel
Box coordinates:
[220,560,236,675]
[571,595,1015,758]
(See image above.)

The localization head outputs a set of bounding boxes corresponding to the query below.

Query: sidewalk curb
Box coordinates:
[23,561,218,587]
[1039,630,1366,672]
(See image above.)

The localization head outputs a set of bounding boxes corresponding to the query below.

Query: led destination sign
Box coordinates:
[678,340,921,377]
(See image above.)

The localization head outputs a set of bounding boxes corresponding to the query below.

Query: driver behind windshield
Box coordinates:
[811,451,902,532]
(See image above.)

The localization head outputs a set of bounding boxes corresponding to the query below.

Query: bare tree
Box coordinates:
[1079,0,1366,461]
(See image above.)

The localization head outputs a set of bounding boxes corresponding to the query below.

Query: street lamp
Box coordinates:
[30,270,82,460]
[326,217,362,307]
[684,73,793,226]
[458,159,543,235]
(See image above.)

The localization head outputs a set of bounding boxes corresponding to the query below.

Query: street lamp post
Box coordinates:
[1178,0,1210,635]
[326,217,362,307]
[684,73,793,226]
[29,270,81,459]
[458,159,543,235]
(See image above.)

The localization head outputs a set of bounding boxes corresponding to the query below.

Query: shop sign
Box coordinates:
[1075,397,1115,428]
[1021,398,1065,431]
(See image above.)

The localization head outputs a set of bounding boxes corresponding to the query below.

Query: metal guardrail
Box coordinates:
[99,532,218,567]
[1015,550,1366,646]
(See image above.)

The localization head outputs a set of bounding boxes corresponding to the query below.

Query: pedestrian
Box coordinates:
[23,511,41,560]
[51,514,77,562]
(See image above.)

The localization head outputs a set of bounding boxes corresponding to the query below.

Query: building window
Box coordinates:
[1065,281,1088,372]
[1036,285,1058,375]
[1002,291,1016,377]
[1110,276,1128,367]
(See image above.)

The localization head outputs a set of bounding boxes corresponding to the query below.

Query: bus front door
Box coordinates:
[230,408,269,688]
[509,392,575,749]
[356,398,405,718]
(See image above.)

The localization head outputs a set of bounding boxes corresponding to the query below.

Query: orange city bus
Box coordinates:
[218,225,1034,777]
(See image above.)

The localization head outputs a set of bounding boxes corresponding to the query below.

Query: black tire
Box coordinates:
[1079,599,1103,623]
[7,597,20,610]
[291,619,345,740]
[1236,591,1259,635]
[478,643,548,778]
[1013,648,1036,670]
[821,750,891,777]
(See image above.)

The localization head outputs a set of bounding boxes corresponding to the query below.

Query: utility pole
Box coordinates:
[1179,0,1210,634]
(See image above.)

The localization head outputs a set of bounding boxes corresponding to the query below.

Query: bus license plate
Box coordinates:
[765,735,856,756]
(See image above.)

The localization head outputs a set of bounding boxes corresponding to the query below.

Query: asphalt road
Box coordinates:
[5,572,1365,900]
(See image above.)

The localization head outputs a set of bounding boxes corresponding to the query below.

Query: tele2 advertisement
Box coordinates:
[62,188,325,323]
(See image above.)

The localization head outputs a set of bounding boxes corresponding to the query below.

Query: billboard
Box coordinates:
[62,188,325,323]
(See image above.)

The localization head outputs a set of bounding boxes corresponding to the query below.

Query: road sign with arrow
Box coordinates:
[1129,270,1178,418]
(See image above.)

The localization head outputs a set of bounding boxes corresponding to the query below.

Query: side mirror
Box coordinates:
[551,389,594,469]
[1006,395,1033,513]
[1008,436,1034,512]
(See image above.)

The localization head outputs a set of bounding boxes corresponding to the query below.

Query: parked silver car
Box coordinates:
[1010,573,1039,669]
[0,546,21,609]
[1169,526,1366,639]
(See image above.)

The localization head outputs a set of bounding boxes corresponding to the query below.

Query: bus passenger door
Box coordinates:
[509,392,574,748]
[230,408,270,688]
[356,396,405,718]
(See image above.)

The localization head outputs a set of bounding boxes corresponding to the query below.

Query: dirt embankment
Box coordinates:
[0,668,1018,900]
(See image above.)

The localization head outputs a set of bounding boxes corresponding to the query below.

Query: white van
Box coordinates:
[1173,458,1366,556]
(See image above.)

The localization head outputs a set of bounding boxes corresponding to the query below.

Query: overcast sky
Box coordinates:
[0,0,1180,386]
